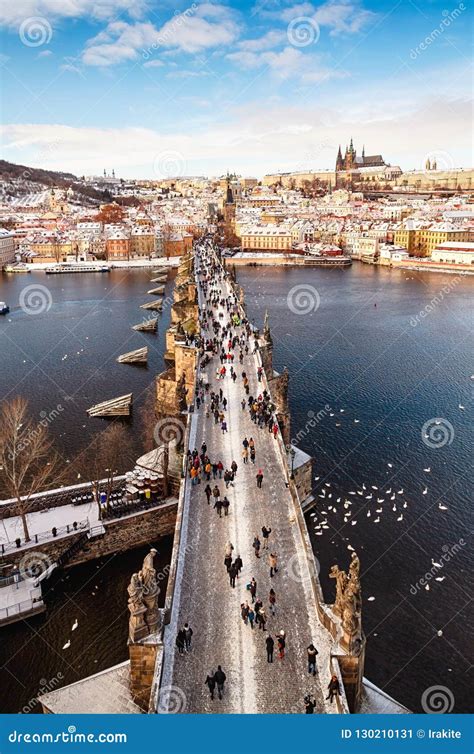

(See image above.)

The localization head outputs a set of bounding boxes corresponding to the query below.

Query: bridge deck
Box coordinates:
[160,251,339,714]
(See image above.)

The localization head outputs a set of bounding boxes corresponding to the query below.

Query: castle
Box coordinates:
[336,139,387,172]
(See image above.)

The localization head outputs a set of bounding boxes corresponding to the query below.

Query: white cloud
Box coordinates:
[83,21,158,67]
[143,60,164,69]
[37,49,53,58]
[81,5,240,67]
[227,45,343,82]
[262,0,376,35]
[238,30,286,51]
[1,97,470,177]
[0,0,147,27]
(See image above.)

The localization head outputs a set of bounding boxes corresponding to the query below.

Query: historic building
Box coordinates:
[336,139,387,173]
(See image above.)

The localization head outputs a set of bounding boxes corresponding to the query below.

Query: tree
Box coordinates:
[94,203,125,225]
[0,397,64,542]
[73,423,135,519]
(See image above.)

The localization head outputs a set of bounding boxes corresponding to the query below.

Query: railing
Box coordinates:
[0,595,43,621]
[0,571,24,589]
[1,519,89,555]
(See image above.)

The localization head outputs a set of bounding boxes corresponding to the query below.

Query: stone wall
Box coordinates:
[1,502,178,572]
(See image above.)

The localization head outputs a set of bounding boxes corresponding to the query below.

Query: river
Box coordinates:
[0,263,472,713]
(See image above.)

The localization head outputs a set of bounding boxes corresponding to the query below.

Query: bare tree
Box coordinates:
[74,423,135,519]
[0,397,64,542]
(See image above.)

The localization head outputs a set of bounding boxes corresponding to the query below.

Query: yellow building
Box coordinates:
[241,226,293,251]
[394,227,472,257]
[27,239,72,262]
[130,229,155,258]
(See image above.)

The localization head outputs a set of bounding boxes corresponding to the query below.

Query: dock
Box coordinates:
[132,318,158,332]
[140,299,163,311]
[117,347,148,365]
[87,393,133,417]
[147,286,165,295]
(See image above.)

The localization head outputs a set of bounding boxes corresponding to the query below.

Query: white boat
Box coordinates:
[45,264,110,275]
[4,264,30,273]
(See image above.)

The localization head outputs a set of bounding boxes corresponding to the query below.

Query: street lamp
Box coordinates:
[289,447,296,480]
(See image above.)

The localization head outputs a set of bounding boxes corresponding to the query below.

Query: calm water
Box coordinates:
[0,264,472,713]
[0,268,175,464]
[239,262,473,713]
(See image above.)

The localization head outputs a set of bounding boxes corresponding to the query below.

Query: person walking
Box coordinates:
[214,498,223,517]
[269,552,278,577]
[253,536,261,558]
[233,554,243,576]
[242,447,249,464]
[222,496,230,516]
[261,525,271,549]
[205,672,216,700]
[229,563,237,588]
[175,629,185,655]
[204,483,212,504]
[307,643,318,675]
[224,551,232,572]
[326,675,341,703]
[272,422,279,439]
[212,485,220,502]
[184,623,193,652]
[231,460,238,477]
[249,577,257,603]
[214,666,226,700]
[248,606,255,629]
[304,695,317,714]
[257,607,267,631]
[277,633,286,660]
[266,634,274,663]
[256,469,264,488]
[269,588,276,616]
[250,447,256,464]
[224,541,234,558]
[241,602,249,624]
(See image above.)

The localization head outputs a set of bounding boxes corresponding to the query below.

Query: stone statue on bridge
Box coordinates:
[329,552,362,647]
[176,371,188,413]
[140,548,161,635]
[127,573,148,642]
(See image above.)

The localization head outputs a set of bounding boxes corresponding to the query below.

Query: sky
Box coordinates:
[0,0,472,179]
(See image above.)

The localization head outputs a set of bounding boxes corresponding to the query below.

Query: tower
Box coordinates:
[336,145,344,171]
[425,158,431,171]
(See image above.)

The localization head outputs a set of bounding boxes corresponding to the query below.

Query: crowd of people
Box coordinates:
[174,239,340,712]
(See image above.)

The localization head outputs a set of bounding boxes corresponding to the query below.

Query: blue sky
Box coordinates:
[0,0,472,178]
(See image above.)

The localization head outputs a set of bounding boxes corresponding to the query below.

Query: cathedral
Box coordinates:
[336,139,387,172]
